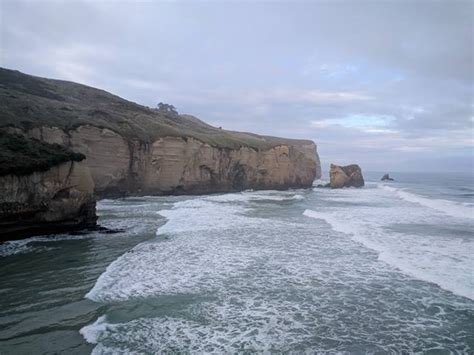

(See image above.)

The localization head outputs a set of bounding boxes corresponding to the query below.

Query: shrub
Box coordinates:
[0,133,85,176]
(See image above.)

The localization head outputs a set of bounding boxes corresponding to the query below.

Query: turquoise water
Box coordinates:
[0,173,473,353]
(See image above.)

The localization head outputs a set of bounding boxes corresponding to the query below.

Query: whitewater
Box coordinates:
[0,172,473,353]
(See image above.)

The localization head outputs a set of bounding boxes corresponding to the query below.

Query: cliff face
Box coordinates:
[0,160,96,240]
[9,125,320,196]
[0,68,321,196]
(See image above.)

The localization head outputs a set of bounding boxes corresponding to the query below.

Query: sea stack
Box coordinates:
[329,164,365,188]
[381,174,394,181]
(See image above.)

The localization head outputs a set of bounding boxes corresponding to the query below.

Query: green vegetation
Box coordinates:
[156,102,178,115]
[0,68,313,150]
[0,133,85,176]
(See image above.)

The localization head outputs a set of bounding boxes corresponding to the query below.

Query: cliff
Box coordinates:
[0,68,321,196]
[0,133,97,240]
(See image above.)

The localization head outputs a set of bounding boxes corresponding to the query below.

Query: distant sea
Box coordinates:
[0,172,473,353]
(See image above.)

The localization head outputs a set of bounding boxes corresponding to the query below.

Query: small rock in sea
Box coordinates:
[381,174,394,181]
[91,226,126,234]
[101,229,125,234]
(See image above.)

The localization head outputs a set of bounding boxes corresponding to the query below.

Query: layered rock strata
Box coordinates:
[6,125,320,196]
[0,160,96,240]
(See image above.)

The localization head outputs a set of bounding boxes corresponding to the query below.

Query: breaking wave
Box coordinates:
[380,185,473,219]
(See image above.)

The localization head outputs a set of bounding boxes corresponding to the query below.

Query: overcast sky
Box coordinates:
[1,0,473,173]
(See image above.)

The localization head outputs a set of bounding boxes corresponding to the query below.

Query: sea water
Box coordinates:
[0,172,473,353]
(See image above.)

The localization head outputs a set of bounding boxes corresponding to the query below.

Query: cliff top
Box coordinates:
[0,68,314,150]
[0,133,85,176]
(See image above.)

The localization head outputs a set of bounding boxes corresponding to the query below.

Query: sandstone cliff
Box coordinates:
[0,68,321,196]
[0,134,97,240]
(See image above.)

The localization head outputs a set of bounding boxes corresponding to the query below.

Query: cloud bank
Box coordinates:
[1,0,472,172]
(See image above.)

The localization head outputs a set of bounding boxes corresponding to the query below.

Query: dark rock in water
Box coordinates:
[99,228,125,235]
[381,174,394,181]
[329,164,365,188]
[68,226,125,236]
[316,183,331,188]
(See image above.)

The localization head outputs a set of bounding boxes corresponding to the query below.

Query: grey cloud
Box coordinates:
[1,0,472,171]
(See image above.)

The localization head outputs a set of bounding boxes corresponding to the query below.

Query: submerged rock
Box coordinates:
[381,174,394,181]
[329,164,365,188]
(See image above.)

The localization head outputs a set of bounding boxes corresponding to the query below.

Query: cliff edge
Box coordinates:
[0,133,97,240]
[0,68,321,196]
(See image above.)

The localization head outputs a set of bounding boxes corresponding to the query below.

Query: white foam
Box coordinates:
[248,193,304,201]
[380,184,473,220]
[378,239,474,300]
[86,194,282,302]
[80,315,108,344]
[205,191,305,203]
[0,239,36,257]
[303,185,474,300]
[81,300,312,353]
[83,189,474,351]
[0,234,94,257]
[303,209,355,235]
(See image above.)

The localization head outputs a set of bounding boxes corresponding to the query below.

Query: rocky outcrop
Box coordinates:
[329,164,364,188]
[0,132,97,239]
[0,160,96,240]
[381,174,394,181]
[6,125,320,196]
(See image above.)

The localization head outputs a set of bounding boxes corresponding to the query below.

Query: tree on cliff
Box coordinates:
[157,102,178,115]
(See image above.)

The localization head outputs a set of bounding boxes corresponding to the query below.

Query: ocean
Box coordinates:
[0,172,473,353]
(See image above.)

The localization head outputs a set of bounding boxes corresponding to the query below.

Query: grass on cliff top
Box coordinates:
[0,68,313,150]
[0,133,85,176]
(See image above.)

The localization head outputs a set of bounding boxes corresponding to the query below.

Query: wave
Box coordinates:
[86,190,306,303]
[80,315,108,344]
[0,234,94,257]
[379,185,473,220]
[303,208,474,300]
[81,190,474,351]
[206,191,305,203]
[85,195,276,302]
[302,210,356,236]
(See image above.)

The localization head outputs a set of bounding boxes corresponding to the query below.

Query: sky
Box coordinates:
[1,0,473,173]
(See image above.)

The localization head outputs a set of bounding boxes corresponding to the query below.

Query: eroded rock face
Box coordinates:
[10,126,321,196]
[0,161,97,240]
[329,164,364,188]
[329,164,349,188]
[143,137,318,194]
[69,126,131,195]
